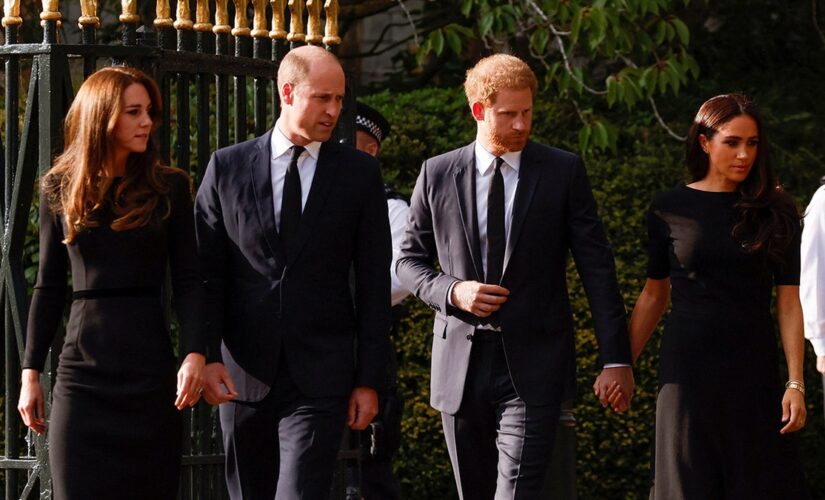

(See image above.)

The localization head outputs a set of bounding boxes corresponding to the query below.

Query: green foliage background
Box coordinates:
[364,85,825,498]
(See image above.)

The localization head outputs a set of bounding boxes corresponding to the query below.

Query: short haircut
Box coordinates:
[464,54,538,106]
[277,45,342,92]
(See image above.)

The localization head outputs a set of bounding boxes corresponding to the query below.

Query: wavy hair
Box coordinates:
[686,93,799,264]
[42,66,185,244]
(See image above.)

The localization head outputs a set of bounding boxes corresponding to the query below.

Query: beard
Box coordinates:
[487,129,530,153]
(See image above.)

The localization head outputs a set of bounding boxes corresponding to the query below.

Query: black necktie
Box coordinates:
[486,157,505,286]
[280,145,305,255]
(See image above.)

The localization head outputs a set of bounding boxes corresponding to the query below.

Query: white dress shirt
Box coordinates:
[388,198,412,306]
[270,121,322,229]
[802,185,825,356]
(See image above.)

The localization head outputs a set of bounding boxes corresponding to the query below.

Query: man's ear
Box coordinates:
[471,101,485,121]
[281,83,295,105]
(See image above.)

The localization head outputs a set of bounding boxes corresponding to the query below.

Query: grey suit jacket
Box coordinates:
[397,141,631,414]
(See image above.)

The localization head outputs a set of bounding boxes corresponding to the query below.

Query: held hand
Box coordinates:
[202,362,238,405]
[817,356,825,375]
[593,366,635,413]
[175,353,206,410]
[450,280,510,318]
[347,386,378,431]
[780,388,806,434]
[18,369,46,435]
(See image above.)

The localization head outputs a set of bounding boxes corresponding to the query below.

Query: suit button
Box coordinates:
[466,333,473,340]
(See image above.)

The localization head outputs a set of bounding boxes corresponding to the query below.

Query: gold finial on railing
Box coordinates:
[231,0,251,37]
[194,0,212,32]
[78,0,99,28]
[174,0,194,30]
[269,0,287,40]
[154,0,173,29]
[305,0,322,45]
[118,0,139,23]
[39,0,61,22]
[287,0,305,43]
[251,0,268,38]
[323,0,341,46]
[3,0,23,26]
[213,0,231,34]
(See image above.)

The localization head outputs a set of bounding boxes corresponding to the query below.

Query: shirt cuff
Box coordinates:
[446,281,458,307]
[603,363,630,369]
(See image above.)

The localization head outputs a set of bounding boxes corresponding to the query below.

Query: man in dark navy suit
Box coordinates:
[397,54,634,499]
[196,45,391,499]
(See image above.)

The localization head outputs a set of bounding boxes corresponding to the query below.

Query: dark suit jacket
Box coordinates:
[195,130,392,402]
[396,141,631,414]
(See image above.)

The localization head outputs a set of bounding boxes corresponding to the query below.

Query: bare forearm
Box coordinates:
[628,279,670,362]
[777,286,805,381]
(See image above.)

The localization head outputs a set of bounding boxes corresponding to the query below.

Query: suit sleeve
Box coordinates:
[396,162,459,315]
[566,157,631,366]
[194,153,229,363]
[23,191,69,371]
[353,160,393,390]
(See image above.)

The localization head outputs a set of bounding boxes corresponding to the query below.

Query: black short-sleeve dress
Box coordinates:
[646,185,808,499]
[22,172,203,500]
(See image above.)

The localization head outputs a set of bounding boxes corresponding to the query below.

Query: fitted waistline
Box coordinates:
[72,286,160,300]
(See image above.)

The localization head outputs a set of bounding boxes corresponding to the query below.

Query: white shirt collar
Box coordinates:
[271,120,322,161]
[474,141,522,175]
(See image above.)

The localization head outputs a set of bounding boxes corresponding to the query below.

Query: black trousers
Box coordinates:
[441,331,561,500]
[220,353,348,500]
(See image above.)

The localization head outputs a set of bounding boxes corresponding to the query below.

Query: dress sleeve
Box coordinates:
[774,219,802,286]
[166,172,205,357]
[646,200,670,280]
[22,191,69,371]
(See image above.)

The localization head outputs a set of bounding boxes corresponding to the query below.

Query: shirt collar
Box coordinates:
[271,120,322,161]
[474,141,522,175]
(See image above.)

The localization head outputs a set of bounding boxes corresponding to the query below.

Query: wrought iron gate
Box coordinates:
[0,1,354,498]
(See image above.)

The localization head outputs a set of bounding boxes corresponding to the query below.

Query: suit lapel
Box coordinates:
[452,144,484,282]
[249,131,279,260]
[287,141,337,266]
[504,141,542,273]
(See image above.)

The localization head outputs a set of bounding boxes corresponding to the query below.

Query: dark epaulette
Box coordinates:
[384,184,409,204]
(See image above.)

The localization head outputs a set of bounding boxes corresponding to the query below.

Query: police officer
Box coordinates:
[352,101,410,499]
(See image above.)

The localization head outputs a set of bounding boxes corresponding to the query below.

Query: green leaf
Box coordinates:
[431,29,445,56]
[579,124,593,153]
[593,120,609,149]
[530,29,551,54]
[589,7,608,50]
[655,19,666,45]
[460,0,474,18]
[445,28,462,55]
[570,8,584,44]
[479,11,495,37]
[671,17,690,45]
[606,75,618,107]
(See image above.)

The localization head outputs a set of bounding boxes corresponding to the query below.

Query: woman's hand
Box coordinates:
[780,388,806,434]
[175,353,206,410]
[18,369,46,434]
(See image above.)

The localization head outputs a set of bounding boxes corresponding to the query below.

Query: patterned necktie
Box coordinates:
[280,145,305,255]
[486,157,505,285]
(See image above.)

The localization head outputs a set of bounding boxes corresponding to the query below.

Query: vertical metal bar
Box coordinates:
[79,0,99,76]
[233,37,250,143]
[195,29,213,183]
[214,0,231,149]
[252,38,271,136]
[270,0,287,122]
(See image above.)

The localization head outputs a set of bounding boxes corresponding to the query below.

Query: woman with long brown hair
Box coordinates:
[616,94,809,497]
[16,66,204,499]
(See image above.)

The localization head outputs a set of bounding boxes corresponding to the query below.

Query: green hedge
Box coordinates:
[365,87,825,499]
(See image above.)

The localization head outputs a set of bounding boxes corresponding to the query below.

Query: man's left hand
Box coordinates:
[593,366,635,413]
[347,386,378,430]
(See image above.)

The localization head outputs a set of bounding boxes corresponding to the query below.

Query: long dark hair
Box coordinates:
[686,93,799,264]
[42,66,186,244]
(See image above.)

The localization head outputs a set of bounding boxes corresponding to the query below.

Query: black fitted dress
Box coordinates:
[22,173,203,500]
[647,185,808,499]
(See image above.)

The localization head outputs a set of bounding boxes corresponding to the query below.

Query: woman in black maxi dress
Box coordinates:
[607,94,809,499]
[17,67,205,500]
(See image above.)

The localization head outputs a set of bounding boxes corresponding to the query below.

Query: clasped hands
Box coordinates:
[593,367,635,413]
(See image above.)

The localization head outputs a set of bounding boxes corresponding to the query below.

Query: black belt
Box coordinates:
[471,328,501,342]
[72,286,159,300]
